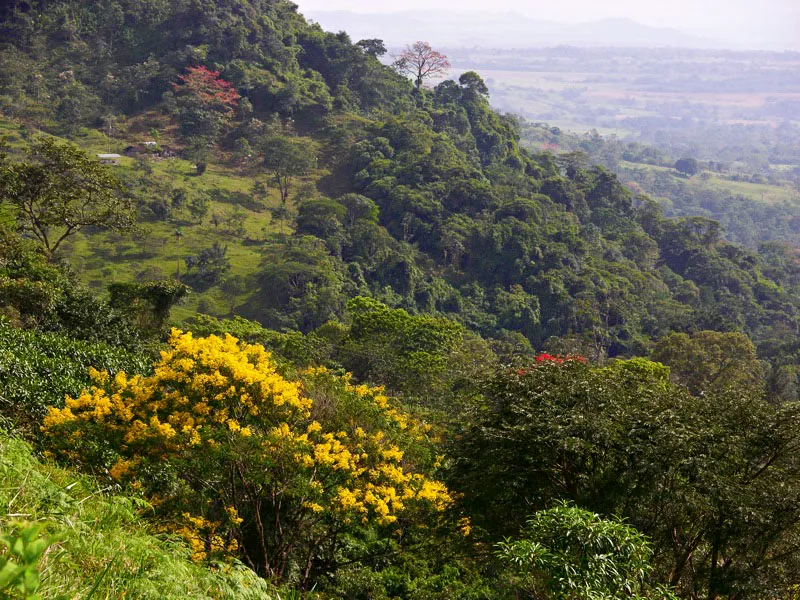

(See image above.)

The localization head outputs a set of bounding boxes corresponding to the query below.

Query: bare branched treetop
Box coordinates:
[392,41,451,89]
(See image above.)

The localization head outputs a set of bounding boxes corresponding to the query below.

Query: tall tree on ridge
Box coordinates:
[392,41,450,89]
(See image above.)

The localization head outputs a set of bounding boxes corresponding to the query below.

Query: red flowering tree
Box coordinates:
[533,353,587,365]
[392,41,450,89]
[172,66,240,146]
[514,353,587,376]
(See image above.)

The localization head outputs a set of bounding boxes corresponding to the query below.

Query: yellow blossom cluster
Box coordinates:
[43,329,309,457]
[309,366,433,440]
[458,516,472,537]
[42,330,452,565]
[293,367,453,526]
[172,512,239,562]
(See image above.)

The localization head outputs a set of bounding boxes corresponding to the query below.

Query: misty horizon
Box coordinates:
[297,2,800,51]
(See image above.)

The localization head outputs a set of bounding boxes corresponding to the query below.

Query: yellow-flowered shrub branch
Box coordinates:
[43,329,451,584]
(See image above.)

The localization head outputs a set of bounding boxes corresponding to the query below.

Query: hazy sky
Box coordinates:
[295,0,799,47]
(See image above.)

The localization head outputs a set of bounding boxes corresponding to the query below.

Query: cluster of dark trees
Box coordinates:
[0,0,413,134]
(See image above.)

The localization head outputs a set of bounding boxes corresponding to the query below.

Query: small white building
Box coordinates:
[97,153,122,164]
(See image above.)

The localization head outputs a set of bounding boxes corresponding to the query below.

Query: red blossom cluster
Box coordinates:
[173,66,240,109]
[513,353,588,376]
[535,353,585,364]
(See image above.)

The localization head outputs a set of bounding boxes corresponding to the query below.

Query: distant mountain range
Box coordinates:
[307,10,725,49]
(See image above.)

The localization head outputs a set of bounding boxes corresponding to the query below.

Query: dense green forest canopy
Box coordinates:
[1,1,800,598]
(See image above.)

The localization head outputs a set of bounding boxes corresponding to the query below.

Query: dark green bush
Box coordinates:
[0,322,149,428]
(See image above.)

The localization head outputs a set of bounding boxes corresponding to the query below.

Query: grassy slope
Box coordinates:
[0,432,280,599]
[0,115,318,323]
[701,175,800,206]
[618,160,800,206]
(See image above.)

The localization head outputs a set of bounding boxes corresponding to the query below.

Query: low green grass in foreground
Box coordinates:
[0,432,282,599]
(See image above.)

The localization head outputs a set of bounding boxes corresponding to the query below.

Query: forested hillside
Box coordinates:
[520,122,800,249]
[1,1,800,598]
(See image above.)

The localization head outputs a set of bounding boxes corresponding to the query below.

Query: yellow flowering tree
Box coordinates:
[42,330,451,587]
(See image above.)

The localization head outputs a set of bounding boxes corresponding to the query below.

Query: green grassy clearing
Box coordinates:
[619,160,800,206]
[0,115,327,322]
